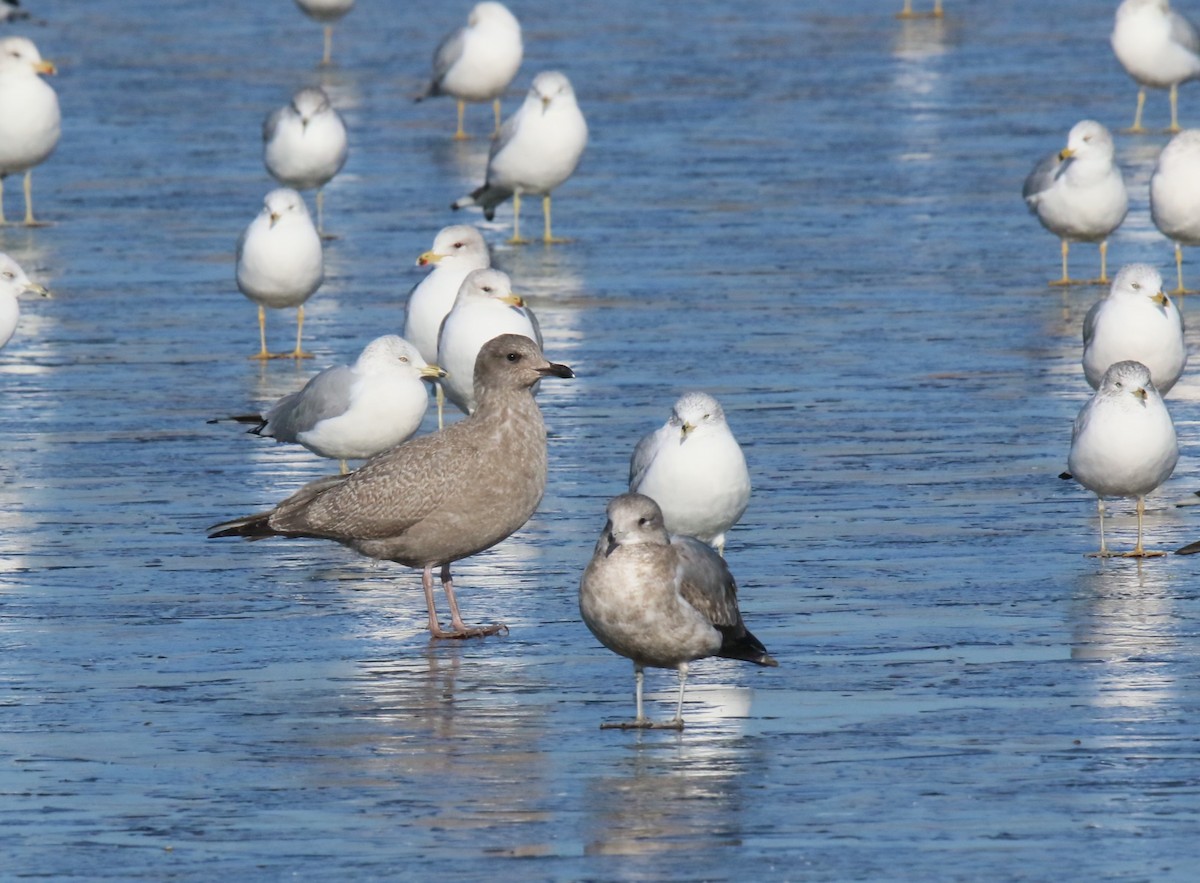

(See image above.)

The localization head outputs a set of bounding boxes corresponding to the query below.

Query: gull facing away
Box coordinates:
[1151,129,1200,292]
[0,251,50,350]
[235,188,324,360]
[1082,264,1186,395]
[293,0,355,66]
[452,71,588,244]
[579,493,777,730]
[1023,120,1128,286]
[437,267,540,416]
[897,0,943,18]
[1067,360,1179,557]
[0,36,59,226]
[629,392,750,557]
[415,2,523,140]
[1112,0,1200,133]
[220,336,444,474]
[263,87,348,236]
[210,335,574,640]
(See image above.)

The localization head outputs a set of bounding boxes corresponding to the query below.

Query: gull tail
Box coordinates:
[717,625,778,667]
[207,414,269,435]
[451,184,512,221]
[208,511,279,541]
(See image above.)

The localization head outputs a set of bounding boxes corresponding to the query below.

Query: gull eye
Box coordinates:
[637,517,649,526]
[1,271,13,281]
[399,356,409,363]
[1132,282,1140,290]
[453,241,464,249]
[481,285,492,293]
[506,351,520,362]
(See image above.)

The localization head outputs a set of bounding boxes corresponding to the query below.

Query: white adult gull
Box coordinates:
[293,0,355,67]
[1150,128,1200,292]
[452,71,588,244]
[436,267,540,416]
[235,188,324,360]
[1111,0,1200,133]
[263,87,348,236]
[416,2,523,140]
[1067,360,1179,557]
[1023,120,1128,286]
[579,493,777,730]
[629,392,751,557]
[0,251,50,351]
[222,336,445,474]
[0,36,59,226]
[1082,264,1186,395]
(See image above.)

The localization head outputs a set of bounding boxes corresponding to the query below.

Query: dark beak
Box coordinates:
[537,362,575,379]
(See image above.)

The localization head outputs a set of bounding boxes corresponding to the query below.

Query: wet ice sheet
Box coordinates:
[3,0,1200,879]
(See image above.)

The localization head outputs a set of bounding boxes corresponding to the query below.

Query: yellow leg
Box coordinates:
[542,194,568,244]
[1127,89,1147,134]
[933,0,943,15]
[1097,240,1110,284]
[897,0,915,17]
[1048,239,1073,286]
[454,100,467,140]
[289,304,313,359]
[1085,498,1112,557]
[435,382,445,431]
[1174,242,1188,295]
[1169,84,1182,133]
[321,24,334,67]
[507,192,529,245]
[250,305,271,360]
[492,99,502,138]
[339,459,349,475]
[0,176,7,226]
[1122,496,1167,558]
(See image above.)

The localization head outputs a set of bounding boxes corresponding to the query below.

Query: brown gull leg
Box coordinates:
[431,562,506,639]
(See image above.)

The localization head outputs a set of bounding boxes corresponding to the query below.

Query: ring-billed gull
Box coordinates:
[1150,129,1200,292]
[415,2,523,140]
[0,36,58,227]
[263,87,348,237]
[236,188,324,360]
[579,493,777,730]
[210,335,574,640]
[1082,264,1186,395]
[1067,360,1179,557]
[629,392,750,557]
[293,0,354,67]
[452,71,588,245]
[1023,120,1128,286]
[1112,0,1200,133]
[897,0,943,19]
[222,336,444,474]
[0,251,50,350]
[437,267,540,415]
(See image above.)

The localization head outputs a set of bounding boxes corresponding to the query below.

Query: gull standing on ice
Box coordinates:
[437,267,540,415]
[1151,129,1200,292]
[416,2,523,140]
[1067,360,1179,557]
[263,87,348,236]
[223,336,444,474]
[293,0,355,67]
[629,392,751,557]
[235,188,324,360]
[210,335,575,640]
[0,36,58,226]
[1112,0,1200,133]
[579,493,777,730]
[0,251,50,351]
[1023,120,1128,286]
[452,71,588,244]
[1082,264,1186,395]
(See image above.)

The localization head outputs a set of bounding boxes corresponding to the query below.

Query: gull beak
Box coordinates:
[498,293,525,307]
[416,250,443,267]
[1134,387,1148,403]
[604,525,619,557]
[419,364,447,380]
[269,211,281,227]
[680,421,695,440]
[34,60,56,76]
[541,95,551,114]
[23,281,51,299]
[1058,147,1075,161]
[536,361,574,379]
[1153,291,1170,307]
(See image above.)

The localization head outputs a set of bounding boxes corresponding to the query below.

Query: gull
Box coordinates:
[293,0,355,67]
[452,71,588,244]
[1067,360,1179,557]
[210,335,574,640]
[403,224,491,430]
[222,336,445,474]
[263,87,348,236]
[235,188,324,360]
[0,251,50,351]
[579,493,777,730]
[1082,264,1186,395]
[629,392,750,557]
[1150,128,1200,292]
[897,0,943,18]
[0,2,29,24]
[0,36,59,226]
[436,267,540,415]
[415,2,523,140]
[1112,0,1200,133]
[1023,120,1128,286]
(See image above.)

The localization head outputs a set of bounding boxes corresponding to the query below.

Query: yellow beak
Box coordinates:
[416,250,443,267]
[1058,147,1075,161]
[1153,291,1169,306]
[498,293,525,307]
[419,364,447,380]
[24,281,51,299]
[34,60,56,76]
[1134,387,1148,402]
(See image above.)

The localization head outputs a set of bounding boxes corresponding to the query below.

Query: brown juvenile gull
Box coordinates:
[209,334,574,639]
[579,493,777,730]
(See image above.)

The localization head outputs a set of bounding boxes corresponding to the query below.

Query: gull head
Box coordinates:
[601,493,671,555]
[356,334,447,380]
[1060,120,1114,164]
[469,2,520,31]
[0,252,49,300]
[417,224,490,268]
[1099,360,1157,406]
[1110,263,1168,308]
[0,36,55,77]
[530,70,575,113]
[291,86,332,129]
[458,267,524,307]
[473,333,573,397]
[262,188,309,228]
[670,391,728,441]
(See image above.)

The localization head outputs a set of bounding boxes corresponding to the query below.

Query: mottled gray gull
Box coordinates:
[629,392,750,556]
[0,36,58,226]
[579,493,776,730]
[1067,360,1179,557]
[210,334,574,639]
[0,251,50,350]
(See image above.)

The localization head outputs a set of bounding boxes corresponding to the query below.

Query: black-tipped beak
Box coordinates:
[538,362,574,379]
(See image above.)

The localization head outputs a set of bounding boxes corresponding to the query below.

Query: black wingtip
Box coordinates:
[718,626,777,667]
[1177,540,1200,555]
[1059,471,1073,481]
